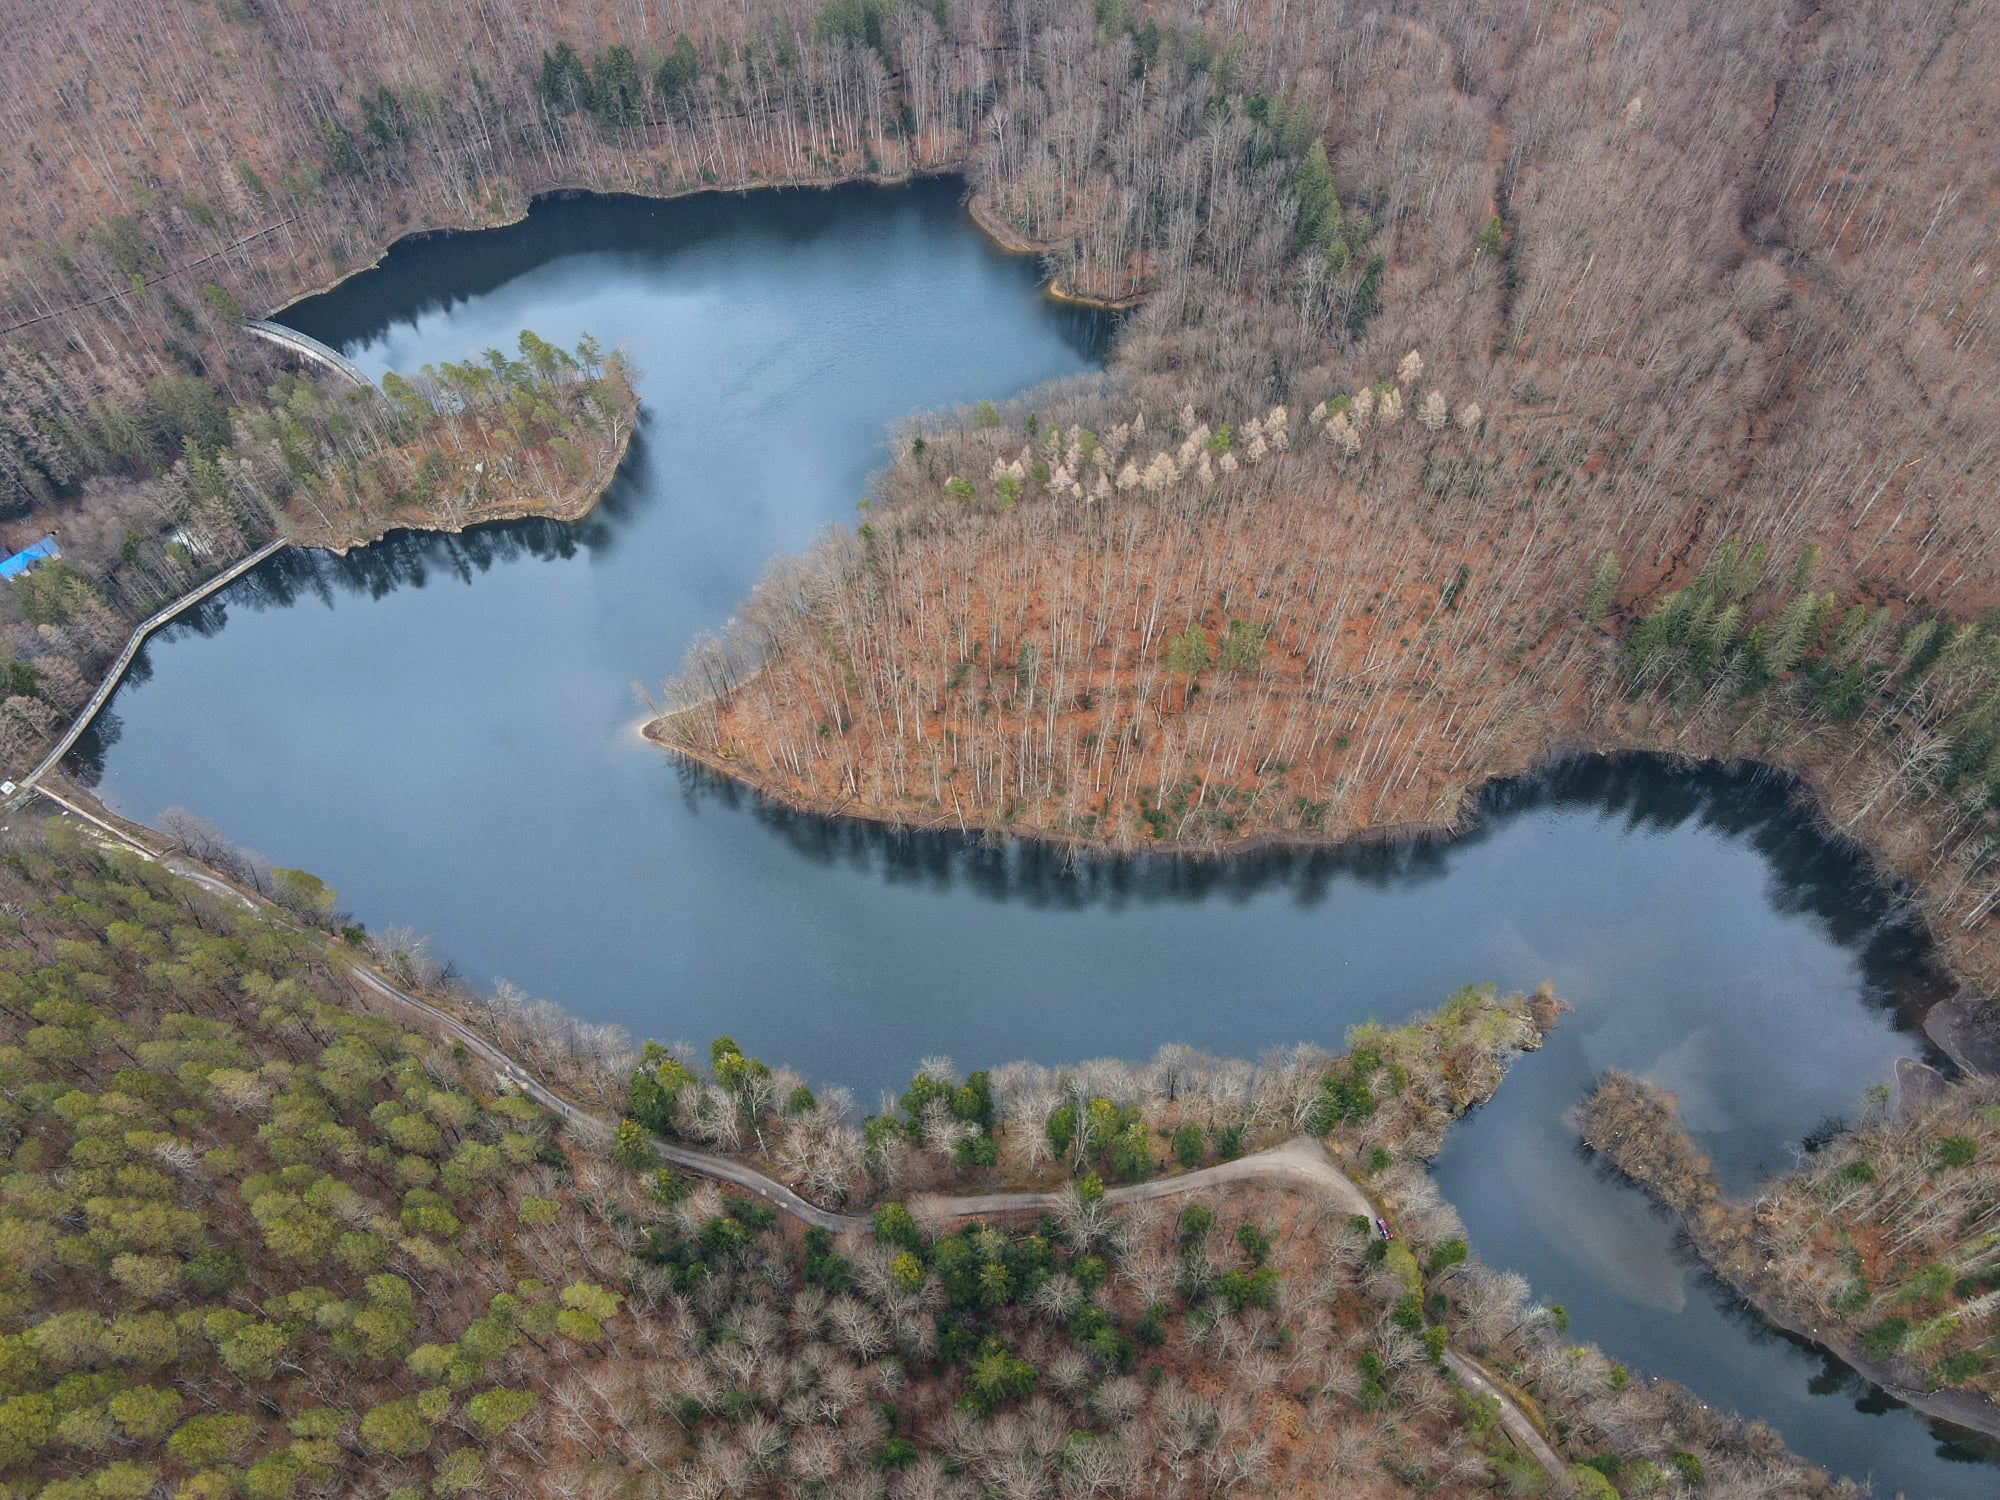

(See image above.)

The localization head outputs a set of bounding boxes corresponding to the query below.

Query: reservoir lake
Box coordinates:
[73,179,1993,1496]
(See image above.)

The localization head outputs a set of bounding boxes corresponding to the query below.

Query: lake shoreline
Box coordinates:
[648,716,1996,1082]
[262,177,2000,1469]
[1574,1075,2000,1447]
[77,176,2000,1494]
[267,168,977,321]
[14,399,638,790]
[298,395,638,557]
[961,190,1144,312]
[1731,1279,2000,1449]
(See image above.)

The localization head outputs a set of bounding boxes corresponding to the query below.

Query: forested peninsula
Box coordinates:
[4,0,1994,1003]
[3,0,1999,1493]
[0,329,633,773]
[1576,1070,2000,1442]
[628,0,2000,1019]
[0,817,1874,1498]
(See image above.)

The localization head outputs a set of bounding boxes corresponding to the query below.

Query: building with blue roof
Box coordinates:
[0,536,59,581]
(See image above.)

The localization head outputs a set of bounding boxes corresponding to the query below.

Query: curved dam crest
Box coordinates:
[68,179,1994,1495]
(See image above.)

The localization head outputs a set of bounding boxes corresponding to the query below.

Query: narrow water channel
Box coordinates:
[72,181,1993,1495]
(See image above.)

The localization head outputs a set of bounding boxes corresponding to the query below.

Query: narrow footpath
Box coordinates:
[1442,1351,1567,1477]
[19,784,1565,1481]
[16,538,287,791]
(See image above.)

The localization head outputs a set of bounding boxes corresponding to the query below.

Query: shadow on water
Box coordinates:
[675,751,1953,1028]
[65,709,119,785]
[131,450,651,635]
[65,470,659,782]
[1522,757,1947,1014]
[1694,1266,2000,1468]
[1556,1133,2000,1474]
[67,177,1989,1498]
[283,179,1116,363]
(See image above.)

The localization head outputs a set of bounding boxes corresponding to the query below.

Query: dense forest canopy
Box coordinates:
[5,0,1994,580]
[2,0,2000,1490]
[6,0,1997,612]
[1578,1068,2000,1410]
[0,329,634,771]
[6,2,1991,902]
[0,828,1870,1498]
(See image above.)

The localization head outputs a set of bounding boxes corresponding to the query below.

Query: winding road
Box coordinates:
[21,783,1563,1480]
[645,1133,1376,1238]
[13,539,288,794]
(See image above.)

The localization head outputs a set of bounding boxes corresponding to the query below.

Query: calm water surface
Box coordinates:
[74,183,1991,1496]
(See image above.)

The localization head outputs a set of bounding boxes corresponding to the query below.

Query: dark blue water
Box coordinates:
[72,182,1990,1495]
